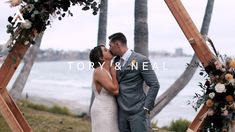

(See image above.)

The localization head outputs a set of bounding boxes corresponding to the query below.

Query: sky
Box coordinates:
[0,0,235,55]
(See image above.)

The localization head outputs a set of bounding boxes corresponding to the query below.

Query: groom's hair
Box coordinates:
[89,45,105,68]
[108,32,127,46]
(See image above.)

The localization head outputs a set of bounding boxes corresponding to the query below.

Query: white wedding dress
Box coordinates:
[90,71,119,132]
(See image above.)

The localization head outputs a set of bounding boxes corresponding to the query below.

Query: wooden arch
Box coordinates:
[0,0,218,131]
[164,0,216,131]
[0,0,99,131]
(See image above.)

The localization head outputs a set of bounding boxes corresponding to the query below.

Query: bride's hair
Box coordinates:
[89,45,105,68]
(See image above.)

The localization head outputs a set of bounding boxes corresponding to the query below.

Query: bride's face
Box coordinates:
[101,47,113,61]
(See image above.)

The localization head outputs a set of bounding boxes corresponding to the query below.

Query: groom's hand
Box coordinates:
[143,107,150,115]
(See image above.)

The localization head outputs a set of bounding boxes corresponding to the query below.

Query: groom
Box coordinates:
[109,32,160,132]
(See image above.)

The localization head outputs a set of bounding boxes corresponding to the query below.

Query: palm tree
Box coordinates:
[150,0,215,119]
[89,0,108,114]
[134,0,149,95]
[97,0,108,46]
[134,0,148,57]
[9,33,43,101]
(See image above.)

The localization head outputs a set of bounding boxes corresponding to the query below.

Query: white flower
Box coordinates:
[215,83,226,93]
[207,108,214,116]
[230,79,235,86]
[221,68,226,72]
[24,41,30,45]
[209,92,215,99]
[20,20,32,29]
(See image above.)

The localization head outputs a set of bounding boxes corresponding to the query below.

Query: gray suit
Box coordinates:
[115,51,160,132]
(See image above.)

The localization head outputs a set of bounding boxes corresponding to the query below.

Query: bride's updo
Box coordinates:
[89,45,105,68]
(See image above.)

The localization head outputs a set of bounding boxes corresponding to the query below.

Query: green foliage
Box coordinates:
[21,100,72,116]
[151,120,158,128]
[165,118,191,132]
[50,105,71,115]
[6,0,100,48]
[0,101,90,132]
[0,115,11,132]
[8,0,100,33]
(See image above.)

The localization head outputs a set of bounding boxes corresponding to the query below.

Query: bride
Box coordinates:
[89,45,119,132]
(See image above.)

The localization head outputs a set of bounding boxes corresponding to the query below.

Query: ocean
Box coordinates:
[6,56,205,127]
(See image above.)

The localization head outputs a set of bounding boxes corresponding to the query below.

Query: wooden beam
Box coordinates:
[0,38,32,131]
[187,105,208,132]
[1,89,32,131]
[164,0,215,67]
[0,93,24,132]
[164,0,216,131]
[0,40,29,89]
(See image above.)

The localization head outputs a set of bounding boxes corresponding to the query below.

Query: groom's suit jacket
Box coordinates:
[114,51,160,115]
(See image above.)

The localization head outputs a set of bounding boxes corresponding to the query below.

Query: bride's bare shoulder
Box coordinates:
[94,67,105,77]
[94,67,102,73]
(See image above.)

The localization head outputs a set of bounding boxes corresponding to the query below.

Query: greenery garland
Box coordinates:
[6,0,100,48]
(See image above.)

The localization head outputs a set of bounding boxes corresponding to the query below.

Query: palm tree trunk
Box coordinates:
[89,0,108,115]
[134,0,149,95]
[97,0,108,46]
[134,0,148,57]
[9,33,43,101]
[201,0,214,36]
[150,0,215,119]
[150,54,198,119]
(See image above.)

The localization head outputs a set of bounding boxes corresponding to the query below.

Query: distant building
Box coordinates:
[174,48,184,56]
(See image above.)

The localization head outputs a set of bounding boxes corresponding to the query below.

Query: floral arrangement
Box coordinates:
[191,56,235,131]
[6,0,99,49]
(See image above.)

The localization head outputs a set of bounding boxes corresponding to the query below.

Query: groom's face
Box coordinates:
[109,41,120,56]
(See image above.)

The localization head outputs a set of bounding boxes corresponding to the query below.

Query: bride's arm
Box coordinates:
[94,68,119,96]
[110,66,119,95]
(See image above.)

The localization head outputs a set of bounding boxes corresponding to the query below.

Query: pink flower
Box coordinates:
[207,109,214,116]
[222,110,228,116]
[214,60,223,70]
